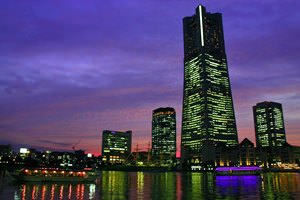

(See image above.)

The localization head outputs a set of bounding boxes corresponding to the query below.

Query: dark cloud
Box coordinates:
[37,140,73,147]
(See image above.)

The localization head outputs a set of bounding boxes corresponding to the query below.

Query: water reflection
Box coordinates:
[12,183,95,200]
[1,172,300,199]
[180,172,215,199]
[262,173,300,199]
[100,171,129,199]
[215,175,261,199]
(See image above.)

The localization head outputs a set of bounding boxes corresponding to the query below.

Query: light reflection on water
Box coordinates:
[1,172,300,199]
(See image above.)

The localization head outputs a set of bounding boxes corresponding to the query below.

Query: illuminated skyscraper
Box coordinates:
[102,130,132,164]
[152,107,176,163]
[253,101,286,148]
[181,5,238,162]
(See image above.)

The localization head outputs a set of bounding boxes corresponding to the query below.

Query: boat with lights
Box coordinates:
[12,168,98,182]
[215,166,262,175]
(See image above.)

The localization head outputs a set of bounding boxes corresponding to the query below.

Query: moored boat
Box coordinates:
[215,166,262,175]
[12,168,98,182]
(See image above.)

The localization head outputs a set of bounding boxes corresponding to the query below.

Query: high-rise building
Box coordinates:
[253,101,286,148]
[181,4,238,163]
[152,107,176,163]
[102,130,132,164]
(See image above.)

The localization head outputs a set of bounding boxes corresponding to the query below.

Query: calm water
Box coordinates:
[1,172,300,199]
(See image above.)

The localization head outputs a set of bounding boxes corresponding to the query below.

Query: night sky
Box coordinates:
[1,0,300,156]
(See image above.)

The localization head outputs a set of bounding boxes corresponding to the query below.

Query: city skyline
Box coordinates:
[1,1,300,156]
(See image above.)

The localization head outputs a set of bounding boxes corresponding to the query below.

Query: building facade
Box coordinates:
[102,130,132,164]
[239,138,256,166]
[152,107,176,164]
[181,4,238,164]
[253,101,286,148]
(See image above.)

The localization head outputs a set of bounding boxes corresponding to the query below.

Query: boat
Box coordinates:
[215,166,262,175]
[12,168,98,182]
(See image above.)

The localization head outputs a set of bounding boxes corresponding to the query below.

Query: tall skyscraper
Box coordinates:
[253,101,286,148]
[181,5,238,162]
[102,130,132,164]
[152,107,176,163]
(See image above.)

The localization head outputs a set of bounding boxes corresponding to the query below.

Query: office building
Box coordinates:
[152,107,176,163]
[181,4,238,164]
[253,101,286,148]
[102,130,132,164]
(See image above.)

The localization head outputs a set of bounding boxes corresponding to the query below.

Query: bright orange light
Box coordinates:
[82,172,86,175]
[24,169,29,173]
[34,170,38,173]
[61,171,65,174]
[53,171,57,173]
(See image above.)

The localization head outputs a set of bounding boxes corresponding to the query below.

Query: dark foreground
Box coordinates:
[1,171,300,199]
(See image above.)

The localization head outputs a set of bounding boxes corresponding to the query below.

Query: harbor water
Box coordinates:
[1,171,300,199]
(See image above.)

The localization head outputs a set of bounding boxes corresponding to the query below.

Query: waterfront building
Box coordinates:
[181,4,238,165]
[0,144,12,156]
[215,143,239,167]
[0,144,13,166]
[152,107,176,164]
[255,144,294,167]
[292,146,300,165]
[253,101,286,148]
[239,138,256,166]
[102,130,132,164]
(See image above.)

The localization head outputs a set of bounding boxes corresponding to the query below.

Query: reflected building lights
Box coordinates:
[101,171,128,199]
[76,184,81,199]
[68,184,72,200]
[59,185,64,200]
[89,184,96,200]
[215,175,261,197]
[137,172,144,200]
[176,173,182,200]
[191,173,201,199]
[21,185,26,200]
[41,185,46,200]
[80,184,85,200]
[50,184,55,200]
[31,185,37,200]
[7,172,300,199]
[14,191,18,200]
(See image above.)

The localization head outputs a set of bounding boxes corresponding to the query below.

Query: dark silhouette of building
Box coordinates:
[181,4,238,165]
[102,130,132,164]
[214,142,239,167]
[0,144,12,156]
[152,107,176,164]
[239,138,256,166]
[253,101,286,148]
